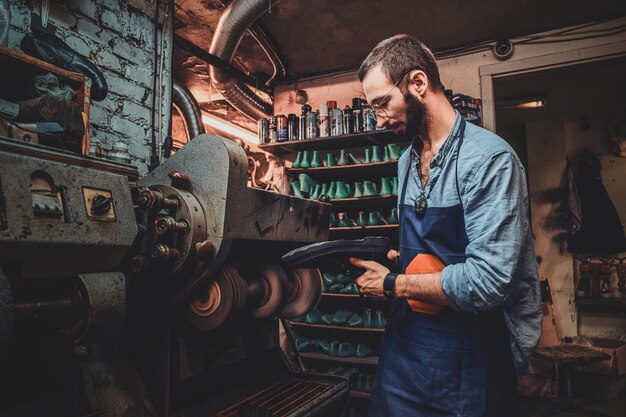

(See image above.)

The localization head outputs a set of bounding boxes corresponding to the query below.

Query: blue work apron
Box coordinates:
[369,120,518,417]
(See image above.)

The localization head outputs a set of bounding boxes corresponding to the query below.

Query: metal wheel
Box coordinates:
[186,265,247,331]
[251,264,289,319]
[278,268,322,318]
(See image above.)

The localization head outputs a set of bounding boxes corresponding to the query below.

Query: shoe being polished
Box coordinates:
[21,32,108,101]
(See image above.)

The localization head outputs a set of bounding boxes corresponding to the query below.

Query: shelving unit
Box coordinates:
[264,129,405,406]
[299,352,379,366]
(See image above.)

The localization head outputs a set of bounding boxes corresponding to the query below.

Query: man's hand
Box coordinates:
[349,257,390,298]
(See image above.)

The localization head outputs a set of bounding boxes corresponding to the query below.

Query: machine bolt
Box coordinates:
[73,345,91,360]
[136,187,178,211]
[150,244,180,263]
[195,240,215,261]
[92,194,112,215]
[155,216,189,236]
[168,171,190,189]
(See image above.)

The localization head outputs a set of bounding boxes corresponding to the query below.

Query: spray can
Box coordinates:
[269,116,278,142]
[352,98,363,133]
[306,110,318,139]
[343,105,354,135]
[257,118,269,144]
[331,108,343,136]
[287,113,298,141]
[276,114,288,142]
[319,104,330,137]
[299,104,311,140]
[363,103,377,131]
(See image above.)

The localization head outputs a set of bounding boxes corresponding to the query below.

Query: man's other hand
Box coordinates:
[349,257,390,298]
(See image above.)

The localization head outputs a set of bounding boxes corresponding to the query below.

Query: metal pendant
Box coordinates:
[414,193,427,217]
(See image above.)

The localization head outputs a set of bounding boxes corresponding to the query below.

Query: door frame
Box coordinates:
[479,40,626,131]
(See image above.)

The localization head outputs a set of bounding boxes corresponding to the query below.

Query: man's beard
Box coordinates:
[403,91,429,140]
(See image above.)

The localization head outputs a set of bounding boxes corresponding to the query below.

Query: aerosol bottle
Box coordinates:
[299,104,311,140]
[319,104,330,137]
[352,98,363,133]
[343,105,354,135]
[269,116,278,142]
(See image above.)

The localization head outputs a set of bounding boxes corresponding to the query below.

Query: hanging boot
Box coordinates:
[298,173,316,196]
[291,181,303,198]
[309,183,322,200]
[357,211,368,227]
[326,153,337,167]
[363,181,377,197]
[363,148,372,164]
[300,150,311,169]
[388,208,399,224]
[311,150,324,168]
[388,143,402,160]
[348,152,363,165]
[374,310,387,328]
[292,151,303,168]
[327,181,337,199]
[362,309,373,328]
[337,149,351,166]
[335,181,350,199]
[371,145,383,163]
[380,177,393,195]
[356,343,374,358]
[353,182,364,198]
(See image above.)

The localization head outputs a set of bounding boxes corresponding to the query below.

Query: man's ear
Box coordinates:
[408,70,428,97]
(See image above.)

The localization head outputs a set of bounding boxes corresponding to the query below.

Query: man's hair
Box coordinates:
[358,34,444,93]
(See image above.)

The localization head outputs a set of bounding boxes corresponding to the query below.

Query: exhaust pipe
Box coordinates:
[209,0,278,120]
[172,81,205,140]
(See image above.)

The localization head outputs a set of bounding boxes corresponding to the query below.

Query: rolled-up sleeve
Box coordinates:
[441,150,528,312]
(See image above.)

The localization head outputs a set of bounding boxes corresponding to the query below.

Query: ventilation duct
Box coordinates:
[172,81,205,140]
[209,0,277,120]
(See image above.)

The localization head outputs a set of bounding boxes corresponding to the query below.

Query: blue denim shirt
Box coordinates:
[397,112,542,373]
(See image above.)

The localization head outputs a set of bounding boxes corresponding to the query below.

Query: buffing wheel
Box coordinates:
[186,265,247,331]
[251,264,289,319]
[278,268,322,318]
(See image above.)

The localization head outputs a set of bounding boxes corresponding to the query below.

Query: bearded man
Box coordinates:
[351,34,542,417]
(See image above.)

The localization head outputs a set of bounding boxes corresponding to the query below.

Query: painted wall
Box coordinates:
[272,17,626,341]
[6,0,173,174]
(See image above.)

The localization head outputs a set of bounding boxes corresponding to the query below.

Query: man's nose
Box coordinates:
[376,113,388,129]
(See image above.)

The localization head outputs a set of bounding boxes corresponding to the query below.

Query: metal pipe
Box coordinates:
[172,80,205,140]
[209,0,278,120]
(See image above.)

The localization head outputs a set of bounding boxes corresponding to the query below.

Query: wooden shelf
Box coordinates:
[288,321,384,333]
[288,161,398,181]
[259,130,405,155]
[330,194,397,210]
[329,224,399,237]
[299,352,379,366]
[350,390,371,399]
[575,296,626,313]
[321,293,387,301]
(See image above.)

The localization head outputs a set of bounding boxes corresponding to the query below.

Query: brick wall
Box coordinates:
[7,0,173,174]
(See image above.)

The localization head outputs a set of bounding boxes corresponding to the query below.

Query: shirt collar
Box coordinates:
[432,110,462,167]
[411,111,462,167]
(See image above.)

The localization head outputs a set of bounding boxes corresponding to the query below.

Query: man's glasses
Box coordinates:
[371,69,413,118]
